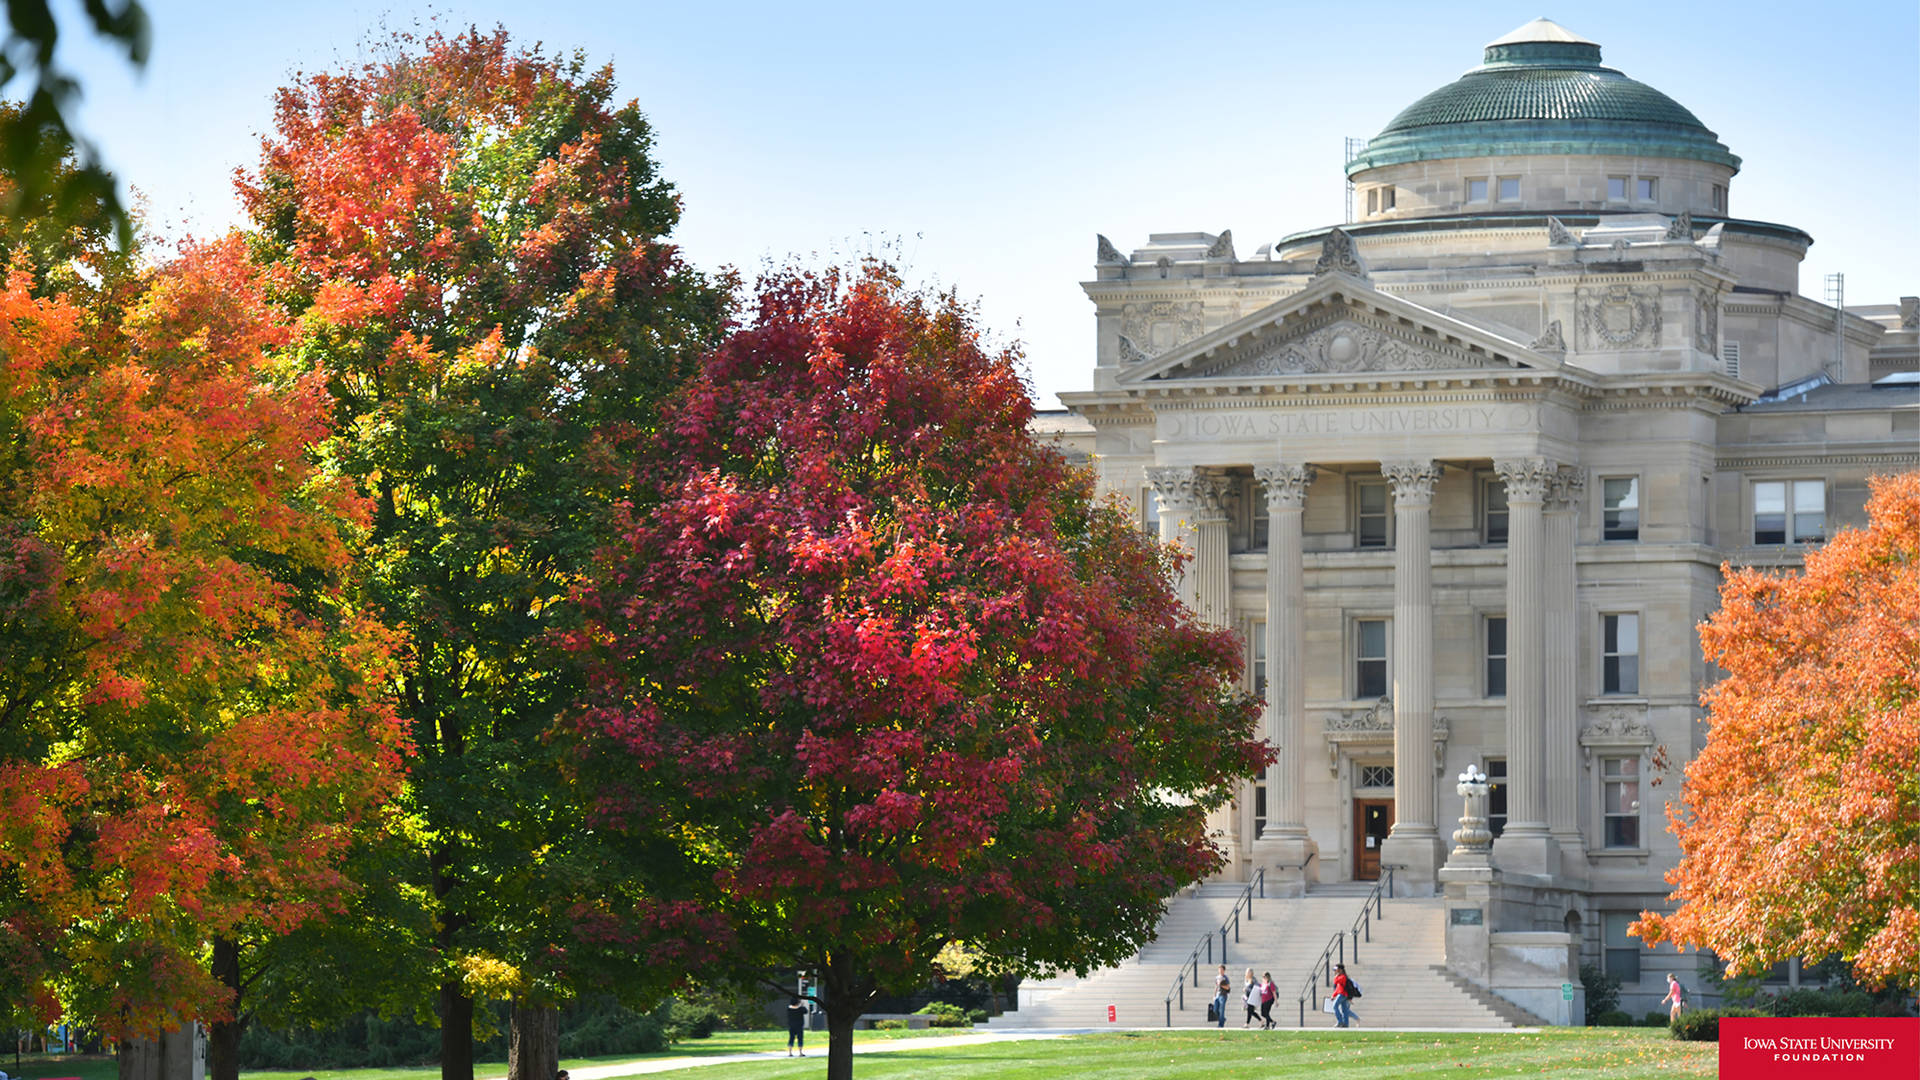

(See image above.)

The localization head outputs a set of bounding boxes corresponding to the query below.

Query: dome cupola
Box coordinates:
[1345,19,1739,222]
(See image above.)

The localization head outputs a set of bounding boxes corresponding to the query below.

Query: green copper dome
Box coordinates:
[1347,19,1740,175]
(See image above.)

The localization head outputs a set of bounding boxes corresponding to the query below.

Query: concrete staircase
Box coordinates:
[990,884,1536,1030]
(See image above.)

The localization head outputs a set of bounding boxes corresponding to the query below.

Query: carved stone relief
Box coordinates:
[1199,318,1503,378]
[1694,288,1720,354]
[1577,285,1663,350]
[1096,234,1128,265]
[1546,217,1577,246]
[1578,706,1654,768]
[1254,463,1314,511]
[1321,697,1450,776]
[1494,457,1557,502]
[1119,300,1205,362]
[1312,227,1370,279]
[1205,229,1236,260]
[1664,210,1693,240]
[1529,319,1566,354]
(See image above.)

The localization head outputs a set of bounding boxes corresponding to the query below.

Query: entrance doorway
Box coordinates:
[1353,799,1394,880]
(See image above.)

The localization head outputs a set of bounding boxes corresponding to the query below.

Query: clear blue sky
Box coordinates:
[51,0,1920,407]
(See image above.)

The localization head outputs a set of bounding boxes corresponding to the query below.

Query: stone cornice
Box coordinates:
[1714,450,1920,471]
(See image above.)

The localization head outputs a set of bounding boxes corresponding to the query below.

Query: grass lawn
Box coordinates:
[3,1028,1718,1080]
[616,1028,1716,1079]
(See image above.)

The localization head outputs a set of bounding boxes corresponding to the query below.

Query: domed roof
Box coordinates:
[1347,19,1739,176]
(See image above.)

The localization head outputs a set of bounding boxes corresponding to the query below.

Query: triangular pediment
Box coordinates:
[1120,272,1562,386]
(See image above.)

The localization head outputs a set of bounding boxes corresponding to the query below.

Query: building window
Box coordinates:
[1250,479,1270,552]
[1253,778,1267,838]
[1380,185,1396,211]
[1602,613,1639,695]
[1356,479,1390,549]
[1483,475,1509,545]
[1367,188,1378,214]
[1358,764,1394,789]
[1485,616,1507,698]
[1604,912,1643,981]
[1355,618,1389,699]
[1754,480,1825,545]
[1486,757,1507,837]
[1637,177,1657,201]
[1497,176,1520,202]
[1710,183,1726,212]
[1251,622,1268,699]
[1467,178,1489,203]
[1602,758,1641,848]
[1607,175,1628,201]
[1722,340,1741,379]
[1601,477,1639,541]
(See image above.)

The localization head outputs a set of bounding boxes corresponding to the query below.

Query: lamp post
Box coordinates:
[1452,764,1492,855]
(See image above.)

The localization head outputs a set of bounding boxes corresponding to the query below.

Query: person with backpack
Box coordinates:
[1211,963,1230,1028]
[1258,972,1278,1029]
[1661,973,1687,1023]
[1331,963,1361,1028]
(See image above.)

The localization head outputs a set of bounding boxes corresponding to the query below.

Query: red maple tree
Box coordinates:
[0,236,407,1039]
[1634,472,1919,992]
[562,264,1269,1079]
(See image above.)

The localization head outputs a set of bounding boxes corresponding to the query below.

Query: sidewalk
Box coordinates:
[482,1031,1076,1078]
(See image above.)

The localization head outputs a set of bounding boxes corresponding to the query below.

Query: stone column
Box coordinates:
[1191,479,1233,630]
[1378,460,1442,895]
[1492,457,1558,878]
[1145,466,1202,610]
[1253,463,1316,894]
[1545,467,1586,871]
[1145,465,1238,871]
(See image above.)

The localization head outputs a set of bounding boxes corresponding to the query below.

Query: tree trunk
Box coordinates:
[507,1002,558,1080]
[439,981,474,1080]
[207,936,244,1080]
[821,955,872,1080]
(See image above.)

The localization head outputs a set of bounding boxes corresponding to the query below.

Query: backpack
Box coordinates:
[1348,977,1362,999]
[1206,1002,1218,1022]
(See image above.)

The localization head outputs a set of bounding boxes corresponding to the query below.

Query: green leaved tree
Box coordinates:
[238,27,728,1080]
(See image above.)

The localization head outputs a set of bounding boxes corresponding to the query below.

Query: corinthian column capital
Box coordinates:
[1547,466,1586,514]
[1381,460,1440,505]
[1494,457,1557,503]
[1254,463,1314,511]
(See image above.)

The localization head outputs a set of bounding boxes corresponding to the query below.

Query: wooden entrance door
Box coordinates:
[1353,799,1394,880]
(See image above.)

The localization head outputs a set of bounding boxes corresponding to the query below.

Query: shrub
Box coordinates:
[912,1002,971,1028]
[1671,1007,1767,1042]
[873,1019,908,1030]
[1593,1010,1634,1026]
[1644,1011,1670,1027]
[557,999,668,1057]
[1763,989,1878,1017]
[665,1001,719,1040]
[1579,964,1620,1022]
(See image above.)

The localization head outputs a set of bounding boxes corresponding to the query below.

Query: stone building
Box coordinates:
[1051,18,1918,1010]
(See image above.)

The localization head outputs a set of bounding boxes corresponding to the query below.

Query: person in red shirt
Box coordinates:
[1331,964,1359,1028]
[1259,972,1278,1029]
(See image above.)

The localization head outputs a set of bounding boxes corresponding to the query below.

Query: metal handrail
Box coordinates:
[1162,868,1266,1026]
[1294,865,1397,1026]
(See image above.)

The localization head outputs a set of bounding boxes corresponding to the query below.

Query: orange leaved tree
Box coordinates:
[0,236,408,1042]
[1633,472,1919,992]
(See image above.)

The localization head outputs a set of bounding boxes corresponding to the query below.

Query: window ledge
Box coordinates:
[1587,847,1651,864]
[1584,696,1648,708]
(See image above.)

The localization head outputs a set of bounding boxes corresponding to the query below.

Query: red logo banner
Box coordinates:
[1721,1017,1919,1079]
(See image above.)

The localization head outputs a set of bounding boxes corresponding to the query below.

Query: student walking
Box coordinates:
[786,996,809,1056]
[1331,963,1360,1028]
[1212,964,1230,1028]
[1661,973,1687,1023]
[1259,972,1278,1029]
[1242,968,1260,1026]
